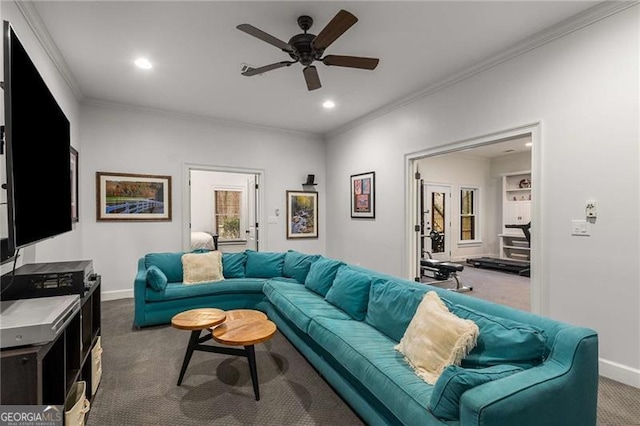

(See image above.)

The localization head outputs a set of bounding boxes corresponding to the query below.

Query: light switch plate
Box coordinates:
[571,219,590,236]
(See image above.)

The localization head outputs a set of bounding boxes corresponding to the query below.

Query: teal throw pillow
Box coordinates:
[245,250,285,278]
[364,279,427,342]
[442,299,547,368]
[325,266,372,320]
[144,252,183,283]
[222,252,247,278]
[304,257,344,297]
[429,365,524,420]
[146,265,168,291]
[283,250,320,283]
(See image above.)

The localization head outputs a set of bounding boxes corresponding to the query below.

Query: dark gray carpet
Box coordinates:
[88,298,640,425]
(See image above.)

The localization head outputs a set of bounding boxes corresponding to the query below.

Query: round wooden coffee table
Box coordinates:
[171,308,226,386]
[212,309,276,401]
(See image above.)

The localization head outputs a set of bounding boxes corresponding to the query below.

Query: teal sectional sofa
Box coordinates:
[133,249,598,426]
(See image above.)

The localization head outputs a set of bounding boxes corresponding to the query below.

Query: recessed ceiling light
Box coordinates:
[525,142,533,147]
[323,100,335,109]
[134,58,152,69]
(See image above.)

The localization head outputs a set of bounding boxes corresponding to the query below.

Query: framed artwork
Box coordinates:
[286,190,318,239]
[70,147,79,223]
[350,171,375,219]
[96,172,172,221]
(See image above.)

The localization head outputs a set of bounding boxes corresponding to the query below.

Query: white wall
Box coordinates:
[0,1,83,277]
[326,7,639,386]
[79,104,325,299]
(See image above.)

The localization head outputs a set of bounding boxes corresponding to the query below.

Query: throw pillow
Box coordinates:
[395,291,479,384]
[429,364,524,420]
[146,265,168,291]
[304,257,344,297]
[364,279,427,342]
[283,250,321,283]
[222,252,247,278]
[442,299,547,368]
[144,252,183,283]
[181,251,224,285]
[324,266,372,321]
[245,250,285,278]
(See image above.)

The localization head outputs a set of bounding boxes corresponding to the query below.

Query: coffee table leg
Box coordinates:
[245,345,260,401]
[177,330,201,386]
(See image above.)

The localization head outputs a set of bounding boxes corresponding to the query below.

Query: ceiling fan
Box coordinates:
[237,9,379,91]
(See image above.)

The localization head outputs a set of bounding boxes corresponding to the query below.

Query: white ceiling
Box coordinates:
[29,1,601,135]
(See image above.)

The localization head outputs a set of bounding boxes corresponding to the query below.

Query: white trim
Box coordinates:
[599,358,640,388]
[405,122,542,314]
[102,289,132,301]
[183,163,266,252]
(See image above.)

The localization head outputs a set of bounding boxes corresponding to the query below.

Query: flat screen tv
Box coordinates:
[2,20,72,261]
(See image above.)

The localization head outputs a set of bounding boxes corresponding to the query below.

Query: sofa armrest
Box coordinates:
[133,257,148,327]
[459,327,598,426]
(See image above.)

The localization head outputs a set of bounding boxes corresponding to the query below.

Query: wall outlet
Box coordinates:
[586,200,597,218]
[571,219,590,236]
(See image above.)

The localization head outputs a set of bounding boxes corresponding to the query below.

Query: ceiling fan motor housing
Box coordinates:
[288,33,320,66]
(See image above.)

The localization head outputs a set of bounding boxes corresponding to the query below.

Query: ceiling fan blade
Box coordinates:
[242,61,295,76]
[322,55,379,70]
[237,24,293,52]
[312,9,358,51]
[303,66,321,91]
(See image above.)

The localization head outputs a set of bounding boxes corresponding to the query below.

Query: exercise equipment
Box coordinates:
[466,222,531,277]
[420,230,472,293]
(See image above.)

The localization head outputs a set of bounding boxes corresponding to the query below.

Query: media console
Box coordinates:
[0,275,101,407]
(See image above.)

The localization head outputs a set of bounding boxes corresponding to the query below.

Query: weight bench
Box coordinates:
[420,258,472,293]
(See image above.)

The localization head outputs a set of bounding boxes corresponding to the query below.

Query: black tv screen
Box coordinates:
[3,21,72,252]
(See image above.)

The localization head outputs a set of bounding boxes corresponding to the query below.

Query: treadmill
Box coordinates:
[466,222,531,276]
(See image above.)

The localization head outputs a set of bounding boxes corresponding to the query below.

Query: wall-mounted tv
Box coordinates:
[2,20,72,262]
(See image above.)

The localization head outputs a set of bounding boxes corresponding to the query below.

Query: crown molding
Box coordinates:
[326,1,638,139]
[82,98,323,139]
[15,0,84,100]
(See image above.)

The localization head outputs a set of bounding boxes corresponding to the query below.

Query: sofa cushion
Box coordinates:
[222,252,247,278]
[308,317,438,426]
[145,252,183,283]
[429,364,524,421]
[304,257,344,297]
[145,278,265,302]
[395,291,479,385]
[365,279,427,342]
[245,250,285,278]
[146,265,168,291]
[182,251,223,285]
[325,266,372,321]
[263,280,351,332]
[283,250,320,283]
[442,298,547,368]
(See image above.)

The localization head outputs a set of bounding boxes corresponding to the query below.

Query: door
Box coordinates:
[246,174,259,251]
[422,183,452,261]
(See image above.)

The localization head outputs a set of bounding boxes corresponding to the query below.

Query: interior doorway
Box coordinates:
[406,123,541,313]
[182,164,263,253]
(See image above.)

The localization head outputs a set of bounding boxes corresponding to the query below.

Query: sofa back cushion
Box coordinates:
[222,252,247,278]
[283,250,321,283]
[365,279,427,342]
[146,265,168,291]
[245,250,285,278]
[304,257,344,296]
[144,252,183,283]
[325,266,372,321]
[429,364,524,420]
[443,299,547,368]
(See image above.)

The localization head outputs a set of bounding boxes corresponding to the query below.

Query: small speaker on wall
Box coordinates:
[303,174,317,186]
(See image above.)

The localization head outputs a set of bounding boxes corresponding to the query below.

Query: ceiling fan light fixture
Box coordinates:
[134,58,153,69]
[323,100,335,109]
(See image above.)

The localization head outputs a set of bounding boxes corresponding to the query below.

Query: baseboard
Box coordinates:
[599,358,640,388]
[102,289,133,301]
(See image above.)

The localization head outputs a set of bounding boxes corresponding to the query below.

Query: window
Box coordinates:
[460,187,478,242]
[214,189,244,241]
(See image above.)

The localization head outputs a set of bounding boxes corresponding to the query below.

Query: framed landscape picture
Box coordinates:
[286,190,318,239]
[351,171,375,219]
[96,172,172,221]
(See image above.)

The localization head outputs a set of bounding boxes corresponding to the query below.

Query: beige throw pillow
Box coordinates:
[395,291,479,384]
[182,251,224,285]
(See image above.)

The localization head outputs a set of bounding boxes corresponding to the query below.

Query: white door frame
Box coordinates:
[182,163,265,252]
[404,122,543,314]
